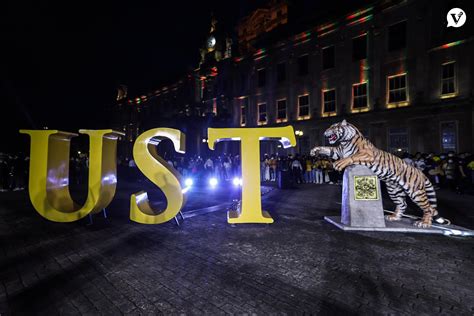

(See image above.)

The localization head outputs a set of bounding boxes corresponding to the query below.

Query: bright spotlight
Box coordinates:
[232,177,240,186]
[209,177,218,187]
[184,178,193,187]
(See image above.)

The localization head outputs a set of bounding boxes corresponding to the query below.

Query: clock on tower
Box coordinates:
[207,35,216,51]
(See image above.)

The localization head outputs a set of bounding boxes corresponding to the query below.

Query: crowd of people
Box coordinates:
[259,154,341,185]
[160,154,241,182]
[1,150,474,194]
[120,150,474,194]
[0,153,29,192]
[401,151,473,194]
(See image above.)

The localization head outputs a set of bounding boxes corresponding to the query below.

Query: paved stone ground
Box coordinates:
[0,180,473,315]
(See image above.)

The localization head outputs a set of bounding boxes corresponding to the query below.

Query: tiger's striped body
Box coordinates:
[310,120,438,228]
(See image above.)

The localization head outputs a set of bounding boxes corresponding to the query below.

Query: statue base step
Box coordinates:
[324,215,474,237]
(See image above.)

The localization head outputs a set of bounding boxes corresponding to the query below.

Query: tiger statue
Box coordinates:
[310,119,444,228]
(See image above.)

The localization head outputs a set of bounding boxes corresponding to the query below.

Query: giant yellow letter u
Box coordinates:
[208,126,296,224]
[19,129,123,222]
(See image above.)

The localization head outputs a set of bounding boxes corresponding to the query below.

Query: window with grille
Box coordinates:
[352,83,368,109]
[276,99,287,121]
[258,103,267,124]
[388,128,409,154]
[388,74,407,104]
[323,89,336,114]
[298,95,310,118]
[441,62,455,96]
[440,121,457,152]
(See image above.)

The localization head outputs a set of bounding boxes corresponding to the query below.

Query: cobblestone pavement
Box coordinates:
[0,181,473,315]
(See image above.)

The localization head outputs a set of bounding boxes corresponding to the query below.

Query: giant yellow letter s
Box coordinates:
[19,129,123,222]
[130,128,186,224]
[208,126,296,224]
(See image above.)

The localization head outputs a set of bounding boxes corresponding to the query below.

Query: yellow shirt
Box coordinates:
[306,160,312,171]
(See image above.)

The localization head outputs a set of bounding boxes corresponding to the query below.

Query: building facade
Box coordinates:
[113,0,474,159]
[230,0,473,156]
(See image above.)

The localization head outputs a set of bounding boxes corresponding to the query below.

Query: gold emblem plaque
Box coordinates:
[354,176,379,200]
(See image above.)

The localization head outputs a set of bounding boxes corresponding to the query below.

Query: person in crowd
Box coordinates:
[269,155,277,182]
[305,156,313,184]
[260,156,266,182]
[426,153,442,189]
[263,154,270,181]
[326,158,338,184]
[234,155,241,178]
[204,157,214,178]
[415,155,426,172]
[214,156,223,181]
[321,158,331,183]
[291,155,303,184]
[442,151,467,194]
[313,157,323,184]
[223,155,232,181]
[455,152,469,194]
[402,152,414,166]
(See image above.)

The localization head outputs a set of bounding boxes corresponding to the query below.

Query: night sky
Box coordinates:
[2,0,366,153]
[2,1,262,152]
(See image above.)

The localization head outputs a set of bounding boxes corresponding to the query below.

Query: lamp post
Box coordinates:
[295,130,304,154]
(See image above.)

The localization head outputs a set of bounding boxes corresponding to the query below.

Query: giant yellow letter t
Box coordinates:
[208,126,296,224]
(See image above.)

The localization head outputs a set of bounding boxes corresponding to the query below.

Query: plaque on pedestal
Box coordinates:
[341,165,386,227]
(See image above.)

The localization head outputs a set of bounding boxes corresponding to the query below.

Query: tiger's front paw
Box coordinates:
[333,159,351,171]
[310,147,321,157]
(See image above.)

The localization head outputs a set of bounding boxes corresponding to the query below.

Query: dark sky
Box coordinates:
[2,1,266,152]
[2,0,368,153]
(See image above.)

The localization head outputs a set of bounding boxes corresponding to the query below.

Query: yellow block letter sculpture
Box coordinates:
[130,128,186,224]
[19,129,123,222]
[208,126,296,224]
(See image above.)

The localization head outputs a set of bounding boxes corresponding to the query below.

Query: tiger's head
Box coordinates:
[324,119,361,144]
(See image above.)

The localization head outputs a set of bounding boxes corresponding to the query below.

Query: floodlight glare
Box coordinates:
[232,177,240,186]
[184,178,193,187]
[209,177,218,187]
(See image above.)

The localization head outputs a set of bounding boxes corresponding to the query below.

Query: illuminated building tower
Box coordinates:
[111,16,237,159]
[111,0,473,159]
[194,15,236,154]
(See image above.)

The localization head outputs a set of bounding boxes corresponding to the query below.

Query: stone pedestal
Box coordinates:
[324,163,474,236]
[341,165,385,227]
